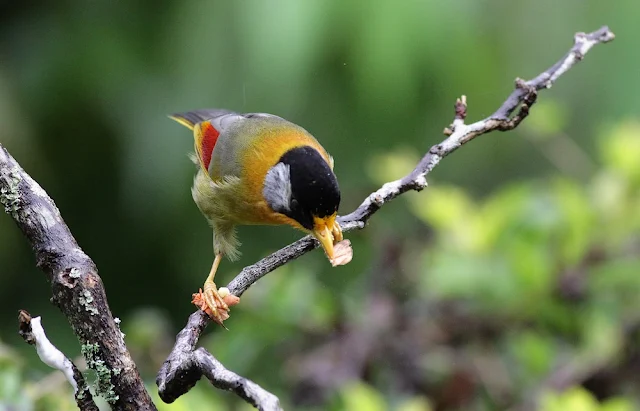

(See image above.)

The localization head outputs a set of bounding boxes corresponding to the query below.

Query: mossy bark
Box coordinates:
[0,145,156,411]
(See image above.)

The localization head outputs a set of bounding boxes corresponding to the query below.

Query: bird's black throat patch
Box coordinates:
[278,146,340,230]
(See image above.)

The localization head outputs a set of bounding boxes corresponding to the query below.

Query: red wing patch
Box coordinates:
[196,121,220,171]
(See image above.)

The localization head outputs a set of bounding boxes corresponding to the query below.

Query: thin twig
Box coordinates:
[18,310,98,411]
[156,26,615,405]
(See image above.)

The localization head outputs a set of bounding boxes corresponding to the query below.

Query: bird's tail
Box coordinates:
[168,109,235,130]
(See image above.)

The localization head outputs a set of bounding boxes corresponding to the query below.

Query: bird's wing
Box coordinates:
[169,109,240,174]
[170,110,281,132]
[169,109,236,130]
[170,109,283,175]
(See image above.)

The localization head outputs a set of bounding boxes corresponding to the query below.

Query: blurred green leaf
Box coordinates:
[422,250,521,310]
[339,382,387,411]
[525,99,569,138]
[508,331,554,380]
[588,258,640,322]
[367,148,421,185]
[600,120,640,184]
[540,387,599,411]
[395,396,433,411]
[506,236,553,300]
[476,183,532,251]
[589,171,635,247]
[540,388,635,411]
[552,179,594,266]
[410,185,480,251]
[579,307,623,365]
[600,398,635,411]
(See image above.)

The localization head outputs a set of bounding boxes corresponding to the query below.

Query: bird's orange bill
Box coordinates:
[313,224,335,258]
[312,215,352,266]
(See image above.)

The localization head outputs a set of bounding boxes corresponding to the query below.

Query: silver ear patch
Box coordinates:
[263,162,292,213]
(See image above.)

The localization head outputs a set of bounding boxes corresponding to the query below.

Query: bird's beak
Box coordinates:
[312,215,337,260]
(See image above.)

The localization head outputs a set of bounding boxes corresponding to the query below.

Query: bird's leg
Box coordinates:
[204,253,228,307]
[194,253,231,325]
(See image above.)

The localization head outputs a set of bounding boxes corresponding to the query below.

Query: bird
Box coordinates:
[170,109,348,324]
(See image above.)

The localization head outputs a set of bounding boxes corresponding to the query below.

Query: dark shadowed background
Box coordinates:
[1,1,639,410]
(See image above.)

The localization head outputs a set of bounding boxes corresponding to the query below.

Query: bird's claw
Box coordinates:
[192,285,240,326]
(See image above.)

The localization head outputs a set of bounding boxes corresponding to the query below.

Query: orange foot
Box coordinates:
[192,286,240,326]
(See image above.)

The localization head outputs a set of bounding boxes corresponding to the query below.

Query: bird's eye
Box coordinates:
[291,198,299,209]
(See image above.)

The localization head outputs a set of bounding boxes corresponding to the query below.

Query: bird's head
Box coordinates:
[263,145,341,259]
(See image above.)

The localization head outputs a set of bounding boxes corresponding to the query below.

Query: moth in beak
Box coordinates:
[312,214,352,266]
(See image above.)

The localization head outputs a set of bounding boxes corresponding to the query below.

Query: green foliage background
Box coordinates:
[1,1,639,410]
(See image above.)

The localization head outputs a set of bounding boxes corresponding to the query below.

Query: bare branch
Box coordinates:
[233,26,614,295]
[157,312,282,410]
[18,310,98,411]
[0,146,156,410]
[157,25,615,404]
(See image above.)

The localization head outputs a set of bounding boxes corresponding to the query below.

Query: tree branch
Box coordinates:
[156,312,282,410]
[0,146,156,410]
[18,310,98,411]
[157,25,615,406]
